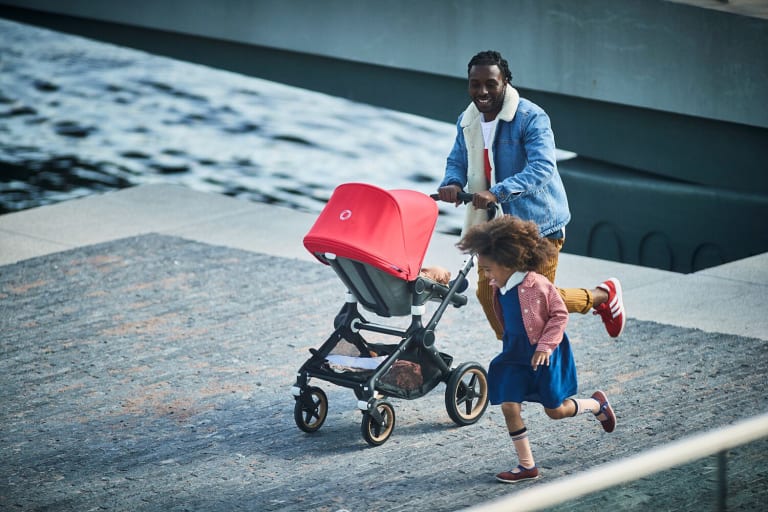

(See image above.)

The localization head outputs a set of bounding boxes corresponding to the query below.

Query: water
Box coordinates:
[0,17,470,234]
[0,17,572,236]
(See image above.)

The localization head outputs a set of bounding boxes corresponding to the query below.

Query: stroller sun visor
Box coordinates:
[303,183,438,281]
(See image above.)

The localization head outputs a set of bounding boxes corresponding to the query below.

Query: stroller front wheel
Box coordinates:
[361,400,396,446]
[445,362,489,426]
[294,386,328,433]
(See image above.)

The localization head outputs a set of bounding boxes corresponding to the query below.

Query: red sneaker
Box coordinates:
[496,465,539,483]
[591,390,616,433]
[593,278,626,338]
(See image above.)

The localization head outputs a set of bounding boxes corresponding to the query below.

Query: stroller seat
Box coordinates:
[304,182,446,318]
[318,253,443,317]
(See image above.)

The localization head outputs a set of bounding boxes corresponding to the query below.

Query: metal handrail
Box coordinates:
[462,412,768,512]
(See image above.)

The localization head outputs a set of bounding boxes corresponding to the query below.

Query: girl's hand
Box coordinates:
[531,350,551,370]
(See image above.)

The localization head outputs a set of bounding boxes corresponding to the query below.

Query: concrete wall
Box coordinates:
[1,0,766,129]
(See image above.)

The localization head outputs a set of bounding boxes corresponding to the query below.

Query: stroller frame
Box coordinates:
[292,252,489,446]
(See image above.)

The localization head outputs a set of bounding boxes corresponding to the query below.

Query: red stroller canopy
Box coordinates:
[304,183,438,281]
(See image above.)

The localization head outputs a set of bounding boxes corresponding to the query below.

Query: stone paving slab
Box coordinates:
[1,234,766,511]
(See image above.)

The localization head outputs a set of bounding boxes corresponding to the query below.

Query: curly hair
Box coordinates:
[467,50,513,83]
[456,216,555,271]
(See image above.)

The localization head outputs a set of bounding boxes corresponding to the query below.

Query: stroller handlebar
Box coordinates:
[429,191,474,204]
[429,192,498,220]
[422,279,468,308]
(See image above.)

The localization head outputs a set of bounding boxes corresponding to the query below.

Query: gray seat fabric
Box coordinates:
[332,257,414,317]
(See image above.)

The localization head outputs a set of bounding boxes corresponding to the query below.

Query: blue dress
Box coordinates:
[488,285,578,409]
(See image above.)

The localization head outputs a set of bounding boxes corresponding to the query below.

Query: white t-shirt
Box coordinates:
[480,118,498,149]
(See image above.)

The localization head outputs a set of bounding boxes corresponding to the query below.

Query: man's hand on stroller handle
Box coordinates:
[433,184,471,206]
[431,186,498,217]
[469,190,498,210]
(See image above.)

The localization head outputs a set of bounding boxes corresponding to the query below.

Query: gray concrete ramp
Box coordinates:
[2,226,766,510]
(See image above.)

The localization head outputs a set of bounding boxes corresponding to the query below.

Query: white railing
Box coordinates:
[462,412,768,512]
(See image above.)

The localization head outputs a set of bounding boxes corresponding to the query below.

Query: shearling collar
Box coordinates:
[460,84,520,128]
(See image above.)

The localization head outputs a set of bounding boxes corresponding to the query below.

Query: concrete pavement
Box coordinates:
[2,184,767,511]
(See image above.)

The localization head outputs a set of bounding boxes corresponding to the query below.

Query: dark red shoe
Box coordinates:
[496,465,539,483]
[591,390,616,433]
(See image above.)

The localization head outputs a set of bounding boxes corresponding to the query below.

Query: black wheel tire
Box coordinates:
[360,401,396,446]
[445,362,489,426]
[294,386,328,433]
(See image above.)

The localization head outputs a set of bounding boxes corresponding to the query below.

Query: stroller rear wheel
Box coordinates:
[445,362,489,426]
[361,400,396,446]
[294,386,328,433]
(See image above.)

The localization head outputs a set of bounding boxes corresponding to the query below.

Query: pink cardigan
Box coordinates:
[492,271,568,353]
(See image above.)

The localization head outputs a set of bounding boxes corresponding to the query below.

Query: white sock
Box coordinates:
[510,427,535,470]
[571,398,600,416]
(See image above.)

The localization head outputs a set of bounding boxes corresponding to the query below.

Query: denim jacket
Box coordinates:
[441,85,571,237]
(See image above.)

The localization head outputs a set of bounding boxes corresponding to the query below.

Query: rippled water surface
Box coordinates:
[0,18,471,232]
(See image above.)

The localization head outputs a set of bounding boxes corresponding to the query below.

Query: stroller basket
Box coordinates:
[292,183,489,446]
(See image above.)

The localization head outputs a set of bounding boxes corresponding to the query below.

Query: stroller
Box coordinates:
[291,182,489,446]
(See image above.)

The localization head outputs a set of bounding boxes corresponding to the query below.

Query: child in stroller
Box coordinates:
[292,182,489,446]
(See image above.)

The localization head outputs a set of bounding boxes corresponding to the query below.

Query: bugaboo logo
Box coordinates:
[339,209,352,221]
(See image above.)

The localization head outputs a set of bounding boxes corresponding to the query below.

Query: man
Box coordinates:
[438,50,625,339]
